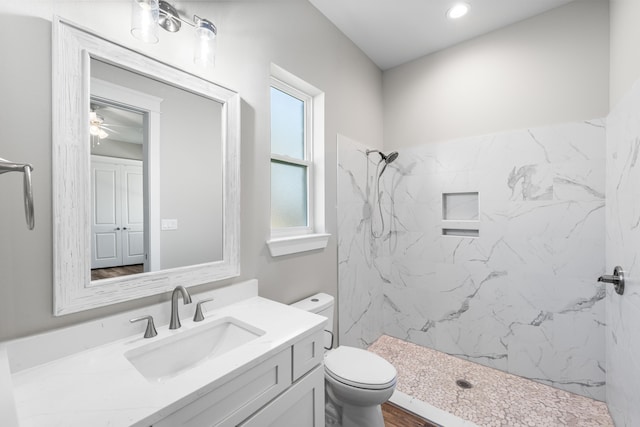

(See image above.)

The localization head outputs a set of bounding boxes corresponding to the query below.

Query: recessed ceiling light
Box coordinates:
[447,3,470,20]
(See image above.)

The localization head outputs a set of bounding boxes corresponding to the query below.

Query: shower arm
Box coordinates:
[366,149,386,162]
[0,157,35,230]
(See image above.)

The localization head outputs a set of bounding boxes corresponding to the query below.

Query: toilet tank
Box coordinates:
[291,293,334,349]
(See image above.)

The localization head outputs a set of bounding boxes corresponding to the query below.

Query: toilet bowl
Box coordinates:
[291,294,397,427]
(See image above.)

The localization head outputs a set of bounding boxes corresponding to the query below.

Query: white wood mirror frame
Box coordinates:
[52,19,240,316]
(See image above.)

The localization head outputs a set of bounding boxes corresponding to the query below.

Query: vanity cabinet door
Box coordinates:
[292,330,323,381]
[239,365,324,427]
[151,349,292,427]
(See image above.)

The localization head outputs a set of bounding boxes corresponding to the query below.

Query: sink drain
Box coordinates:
[456,379,473,389]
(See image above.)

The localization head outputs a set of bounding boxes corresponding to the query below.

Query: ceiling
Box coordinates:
[307,0,576,70]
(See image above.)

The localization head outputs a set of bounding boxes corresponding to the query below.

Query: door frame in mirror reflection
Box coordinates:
[52,18,241,316]
[90,155,145,269]
[90,77,163,274]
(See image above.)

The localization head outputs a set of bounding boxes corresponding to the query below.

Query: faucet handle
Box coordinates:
[130,315,158,338]
[193,298,214,322]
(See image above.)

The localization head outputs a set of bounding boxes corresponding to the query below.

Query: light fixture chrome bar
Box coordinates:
[159,1,212,31]
[194,15,216,35]
[158,0,184,32]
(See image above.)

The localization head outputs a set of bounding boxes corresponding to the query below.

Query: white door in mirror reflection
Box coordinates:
[91,156,145,269]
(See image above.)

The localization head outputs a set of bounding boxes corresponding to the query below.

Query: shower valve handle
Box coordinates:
[598,266,625,295]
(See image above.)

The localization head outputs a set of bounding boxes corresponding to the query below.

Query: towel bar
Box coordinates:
[0,157,34,230]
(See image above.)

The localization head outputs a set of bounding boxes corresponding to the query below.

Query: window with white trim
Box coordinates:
[270,80,312,232]
[267,65,329,257]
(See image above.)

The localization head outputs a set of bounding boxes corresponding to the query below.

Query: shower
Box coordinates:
[367,149,399,177]
[366,149,399,238]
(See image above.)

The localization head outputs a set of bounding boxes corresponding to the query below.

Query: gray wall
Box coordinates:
[0,0,383,340]
[383,0,610,149]
[91,140,143,160]
[609,0,640,108]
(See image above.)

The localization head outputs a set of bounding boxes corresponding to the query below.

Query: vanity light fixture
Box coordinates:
[131,0,217,67]
[446,3,470,20]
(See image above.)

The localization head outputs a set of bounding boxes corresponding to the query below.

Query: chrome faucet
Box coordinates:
[169,286,192,329]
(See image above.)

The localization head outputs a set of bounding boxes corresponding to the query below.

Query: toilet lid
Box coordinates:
[324,346,397,390]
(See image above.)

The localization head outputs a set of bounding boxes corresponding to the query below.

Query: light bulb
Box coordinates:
[193,16,217,68]
[131,0,159,44]
[447,3,469,20]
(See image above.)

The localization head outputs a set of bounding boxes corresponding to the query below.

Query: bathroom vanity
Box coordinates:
[0,280,326,426]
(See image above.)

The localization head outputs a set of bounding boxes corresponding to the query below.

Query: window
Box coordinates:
[267,65,329,256]
[270,82,311,231]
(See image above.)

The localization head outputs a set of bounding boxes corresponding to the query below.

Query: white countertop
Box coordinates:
[5,290,325,426]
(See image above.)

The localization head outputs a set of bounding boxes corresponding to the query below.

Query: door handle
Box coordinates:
[598,266,625,295]
[115,227,121,231]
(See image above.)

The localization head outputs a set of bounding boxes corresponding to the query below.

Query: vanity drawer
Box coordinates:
[152,348,292,427]
[292,330,324,381]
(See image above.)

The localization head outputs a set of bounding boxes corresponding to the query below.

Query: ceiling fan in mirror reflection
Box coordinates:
[89,104,144,148]
[89,111,109,145]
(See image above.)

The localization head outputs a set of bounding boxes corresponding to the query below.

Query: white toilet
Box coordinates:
[292,293,397,427]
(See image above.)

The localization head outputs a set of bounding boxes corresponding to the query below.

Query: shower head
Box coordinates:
[385,151,399,164]
[366,149,399,163]
[366,149,399,176]
[378,151,399,176]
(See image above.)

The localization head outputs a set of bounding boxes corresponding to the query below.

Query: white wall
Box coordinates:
[0,0,383,340]
[383,0,609,149]
[609,0,640,108]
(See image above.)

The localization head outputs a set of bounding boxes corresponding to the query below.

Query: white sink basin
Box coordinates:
[124,317,265,381]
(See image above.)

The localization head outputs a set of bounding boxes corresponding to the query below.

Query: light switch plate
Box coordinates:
[161,219,178,230]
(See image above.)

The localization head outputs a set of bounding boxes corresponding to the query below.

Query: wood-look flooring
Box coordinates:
[91,264,143,281]
[382,402,441,427]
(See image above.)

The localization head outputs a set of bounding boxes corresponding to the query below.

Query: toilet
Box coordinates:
[291,293,397,427]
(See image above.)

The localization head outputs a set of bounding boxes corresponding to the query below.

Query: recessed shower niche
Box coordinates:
[441,192,479,237]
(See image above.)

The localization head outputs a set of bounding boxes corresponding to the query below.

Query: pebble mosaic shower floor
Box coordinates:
[368,335,613,427]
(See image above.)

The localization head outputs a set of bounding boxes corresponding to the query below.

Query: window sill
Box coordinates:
[266,233,331,257]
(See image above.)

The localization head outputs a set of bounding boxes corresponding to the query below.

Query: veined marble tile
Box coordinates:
[337,121,606,400]
[553,160,606,202]
[337,135,385,348]
[606,79,640,426]
[506,163,554,201]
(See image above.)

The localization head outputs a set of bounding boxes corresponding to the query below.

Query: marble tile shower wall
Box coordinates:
[337,121,607,401]
[337,135,386,348]
[606,81,640,426]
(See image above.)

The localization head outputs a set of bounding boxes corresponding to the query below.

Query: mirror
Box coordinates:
[89,59,223,280]
[53,19,240,316]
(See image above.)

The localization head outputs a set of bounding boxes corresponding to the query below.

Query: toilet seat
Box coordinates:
[324,346,397,390]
